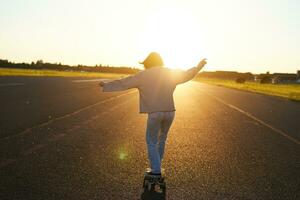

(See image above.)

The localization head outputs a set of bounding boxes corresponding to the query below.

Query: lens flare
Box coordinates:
[119,152,127,160]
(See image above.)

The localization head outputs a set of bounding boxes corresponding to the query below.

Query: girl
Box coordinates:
[99,52,206,175]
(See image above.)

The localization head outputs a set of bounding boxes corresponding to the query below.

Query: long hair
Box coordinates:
[140,52,164,69]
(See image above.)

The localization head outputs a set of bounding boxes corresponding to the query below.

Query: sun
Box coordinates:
[138,8,206,70]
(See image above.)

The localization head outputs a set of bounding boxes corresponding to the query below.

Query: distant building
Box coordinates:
[272,71,298,84]
[254,71,300,84]
[297,70,300,83]
[198,70,300,84]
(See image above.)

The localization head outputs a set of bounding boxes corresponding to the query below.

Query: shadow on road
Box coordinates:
[141,190,166,200]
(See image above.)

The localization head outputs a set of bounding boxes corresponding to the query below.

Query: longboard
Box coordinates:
[142,168,166,195]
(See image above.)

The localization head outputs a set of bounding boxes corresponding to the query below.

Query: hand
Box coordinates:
[197,58,207,69]
[99,81,105,87]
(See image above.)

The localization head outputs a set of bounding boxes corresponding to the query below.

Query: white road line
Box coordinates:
[201,90,300,146]
[0,90,137,141]
[22,144,45,156]
[72,79,111,83]
[0,94,137,169]
[0,159,16,168]
[0,83,24,87]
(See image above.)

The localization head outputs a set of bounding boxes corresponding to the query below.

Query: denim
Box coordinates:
[103,66,202,113]
[146,111,175,173]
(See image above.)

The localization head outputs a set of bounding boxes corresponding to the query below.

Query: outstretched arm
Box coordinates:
[99,73,141,92]
[173,58,207,84]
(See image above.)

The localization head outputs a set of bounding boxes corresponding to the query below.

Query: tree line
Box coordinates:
[197,70,254,80]
[0,59,140,74]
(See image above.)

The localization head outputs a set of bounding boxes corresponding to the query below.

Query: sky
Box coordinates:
[0,0,299,73]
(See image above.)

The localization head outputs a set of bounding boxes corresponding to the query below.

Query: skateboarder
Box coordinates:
[99,52,207,176]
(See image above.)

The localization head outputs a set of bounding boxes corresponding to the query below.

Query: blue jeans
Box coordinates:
[146,111,175,173]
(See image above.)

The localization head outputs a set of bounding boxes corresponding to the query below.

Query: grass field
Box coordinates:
[196,78,300,101]
[0,68,127,78]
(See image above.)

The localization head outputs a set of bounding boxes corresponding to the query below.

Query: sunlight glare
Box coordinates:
[138,8,207,70]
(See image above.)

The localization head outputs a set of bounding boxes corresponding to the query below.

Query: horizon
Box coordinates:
[1,0,300,73]
[2,57,299,75]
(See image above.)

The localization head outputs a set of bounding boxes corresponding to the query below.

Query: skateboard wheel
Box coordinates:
[154,184,163,193]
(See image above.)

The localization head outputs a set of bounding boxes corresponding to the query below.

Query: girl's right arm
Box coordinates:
[99,73,141,92]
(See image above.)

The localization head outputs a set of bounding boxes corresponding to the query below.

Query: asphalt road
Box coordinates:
[0,76,300,200]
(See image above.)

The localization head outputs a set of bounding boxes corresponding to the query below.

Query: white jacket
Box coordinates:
[103,66,201,113]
